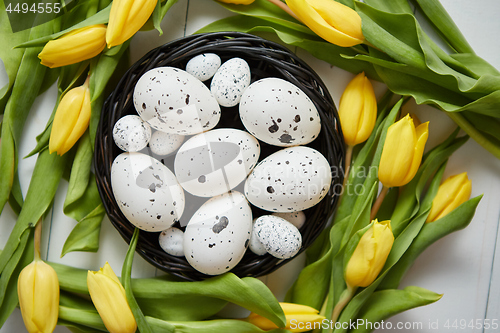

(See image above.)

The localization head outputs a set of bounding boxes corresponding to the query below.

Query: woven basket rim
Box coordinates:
[94,32,345,281]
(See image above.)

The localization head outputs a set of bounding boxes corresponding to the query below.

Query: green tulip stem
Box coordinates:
[342,145,354,190]
[370,186,389,220]
[34,218,42,261]
[329,287,357,333]
[265,0,300,22]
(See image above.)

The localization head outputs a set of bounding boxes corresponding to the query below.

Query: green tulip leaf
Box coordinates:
[351,286,442,333]
[380,195,482,290]
[146,317,289,333]
[363,0,413,14]
[58,306,107,332]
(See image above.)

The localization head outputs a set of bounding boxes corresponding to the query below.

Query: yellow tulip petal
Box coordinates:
[357,76,377,142]
[400,121,429,185]
[427,172,472,222]
[286,0,363,47]
[107,0,156,47]
[58,87,91,155]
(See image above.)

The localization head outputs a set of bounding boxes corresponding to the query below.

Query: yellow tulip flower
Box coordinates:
[106,0,157,48]
[427,172,472,223]
[338,72,377,146]
[378,114,429,188]
[286,0,364,47]
[247,302,325,333]
[38,24,107,68]
[345,220,394,289]
[87,262,137,333]
[49,79,91,155]
[17,260,60,333]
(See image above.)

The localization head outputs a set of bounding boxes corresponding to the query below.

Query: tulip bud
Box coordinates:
[378,114,429,188]
[345,220,394,289]
[38,24,106,68]
[247,302,325,332]
[106,0,157,48]
[338,72,377,146]
[17,260,60,333]
[286,0,364,47]
[87,262,137,333]
[427,172,472,223]
[49,79,91,155]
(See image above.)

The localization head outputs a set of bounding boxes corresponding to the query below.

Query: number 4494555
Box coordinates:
[6,2,61,14]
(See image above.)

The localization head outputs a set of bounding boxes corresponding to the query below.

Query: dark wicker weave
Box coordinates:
[95,32,345,281]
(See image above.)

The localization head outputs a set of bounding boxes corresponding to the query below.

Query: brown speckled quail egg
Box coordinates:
[210,58,251,107]
[174,128,260,197]
[113,115,151,152]
[184,191,252,275]
[159,227,184,256]
[111,152,185,232]
[185,53,221,81]
[272,211,306,229]
[254,215,302,259]
[149,130,184,156]
[244,146,332,212]
[133,67,221,135]
[239,78,321,147]
[249,218,268,256]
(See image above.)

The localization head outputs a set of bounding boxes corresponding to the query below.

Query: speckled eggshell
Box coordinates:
[159,227,184,256]
[185,53,221,81]
[174,128,260,197]
[244,146,332,212]
[113,115,152,152]
[239,78,321,147]
[249,218,267,256]
[254,215,302,259]
[149,130,184,156]
[133,67,221,135]
[210,58,251,107]
[111,152,185,232]
[184,191,253,275]
[272,211,306,229]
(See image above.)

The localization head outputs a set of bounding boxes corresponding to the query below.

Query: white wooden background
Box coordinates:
[1,0,500,332]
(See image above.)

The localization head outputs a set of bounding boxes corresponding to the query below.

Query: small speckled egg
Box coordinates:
[249,218,267,256]
[244,146,332,212]
[159,227,184,256]
[174,128,260,197]
[254,215,302,259]
[273,211,306,229]
[149,130,184,156]
[133,67,221,135]
[111,152,185,231]
[113,115,152,152]
[239,78,321,146]
[186,53,221,81]
[184,191,253,275]
[210,58,251,107]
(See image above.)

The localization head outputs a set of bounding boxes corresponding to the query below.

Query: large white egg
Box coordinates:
[111,152,185,231]
[244,146,331,212]
[254,215,302,259]
[133,67,221,135]
[184,191,252,275]
[210,58,251,107]
[239,78,321,146]
[174,128,260,197]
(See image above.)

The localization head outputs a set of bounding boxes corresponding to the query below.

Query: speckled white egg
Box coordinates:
[186,53,221,81]
[159,227,184,256]
[111,152,185,232]
[244,146,331,212]
[174,128,260,197]
[184,191,252,275]
[273,211,306,229]
[149,131,184,156]
[239,78,321,146]
[113,115,152,152]
[254,215,302,259]
[134,67,221,135]
[249,218,267,256]
[210,58,251,107]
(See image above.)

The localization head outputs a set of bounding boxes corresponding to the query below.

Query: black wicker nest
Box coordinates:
[95,32,345,281]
